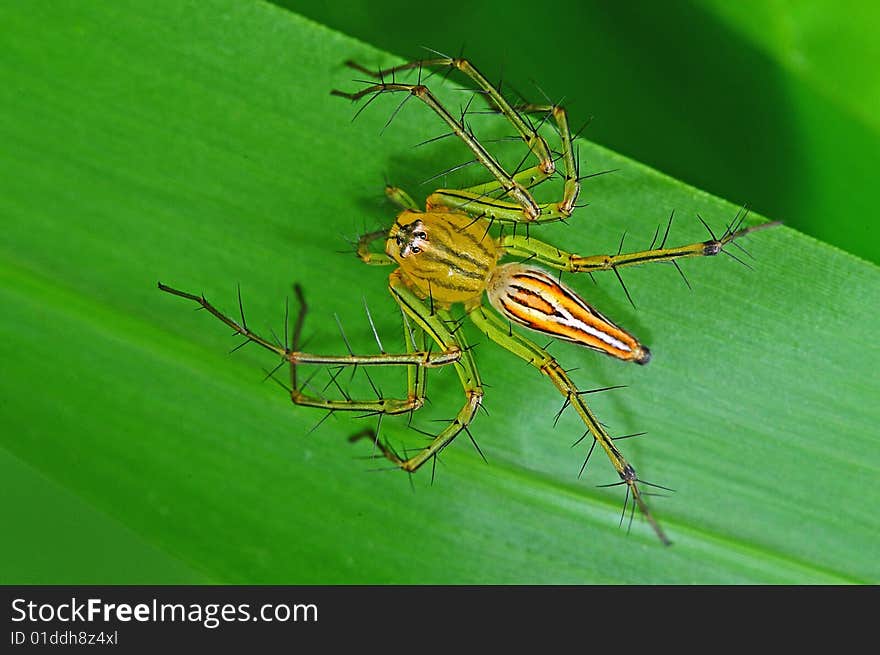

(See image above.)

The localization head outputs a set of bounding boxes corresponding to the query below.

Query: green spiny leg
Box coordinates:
[369,59,554,169]
[428,102,581,223]
[500,209,782,275]
[402,312,428,419]
[361,271,484,473]
[513,103,579,215]
[332,58,548,220]
[385,185,419,210]
[156,283,460,417]
[344,58,556,178]
[468,303,671,545]
[347,308,434,462]
[357,229,394,266]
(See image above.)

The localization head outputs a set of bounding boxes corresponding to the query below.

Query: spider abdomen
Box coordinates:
[387,209,498,308]
[487,263,651,364]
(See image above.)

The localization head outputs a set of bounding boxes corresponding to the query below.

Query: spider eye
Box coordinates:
[414,231,427,239]
[411,246,421,254]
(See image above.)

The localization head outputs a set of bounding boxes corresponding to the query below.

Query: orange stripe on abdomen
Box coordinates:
[488,263,651,364]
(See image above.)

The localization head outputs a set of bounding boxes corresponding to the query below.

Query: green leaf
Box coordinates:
[1,0,877,583]
[695,0,880,262]
[275,0,880,263]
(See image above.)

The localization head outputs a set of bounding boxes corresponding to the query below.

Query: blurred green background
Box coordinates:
[0,0,877,585]
[277,0,880,263]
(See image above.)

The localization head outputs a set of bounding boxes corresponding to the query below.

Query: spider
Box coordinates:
[159,57,777,545]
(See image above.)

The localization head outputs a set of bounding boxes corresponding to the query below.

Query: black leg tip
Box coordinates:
[635,346,652,365]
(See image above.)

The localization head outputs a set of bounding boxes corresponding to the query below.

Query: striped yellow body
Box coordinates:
[388,210,648,364]
[387,208,498,309]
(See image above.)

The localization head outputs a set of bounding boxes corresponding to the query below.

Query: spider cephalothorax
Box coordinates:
[387,208,498,308]
[387,207,651,363]
[160,56,776,545]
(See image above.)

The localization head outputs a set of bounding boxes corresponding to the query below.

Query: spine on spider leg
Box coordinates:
[467,305,671,545]
[485,263,651,364]
[535,356,670,546]
[541,360,629,474]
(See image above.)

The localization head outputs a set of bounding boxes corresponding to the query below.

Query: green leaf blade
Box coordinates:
[1,0,877,584]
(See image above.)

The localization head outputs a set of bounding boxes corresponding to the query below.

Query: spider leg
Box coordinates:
[468,302,671,545]
[344,58,555,174]
[156,282,459,416]
[500,209,782,273]
[373,271,484,472]
[332,58,550,220]
[401,310,428,417]
[385,185,419,210]
[429,102,580,222]
[357,229,394,266]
